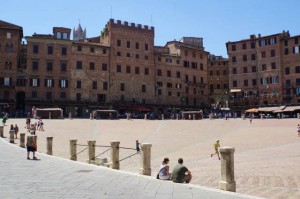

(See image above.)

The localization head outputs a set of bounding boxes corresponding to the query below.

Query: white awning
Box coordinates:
[230,89,241,93]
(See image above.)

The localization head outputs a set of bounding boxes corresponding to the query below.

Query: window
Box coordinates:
[90,47,95,53]
[271,76,279,84]
[185,87,189,94]
[61,47,67,55]
[63,33,68,39]
[48,46,53,55]
[76,93,81,101]
[60,62,67,71]
[126,53,130,58]
[5,43,13,53]
[271,63,276,69]
[76,81,81,88]
[77,46,82,51]
[31,78,40,87]
[252,79,257,86]
[296,66,300,73]
[252,66,257,72]
[217,84,220,89]
[157,69,162,76]
[233,80,238,87]
[47,62,53,71]
[200,63,203,70]
[262,51,266,58]
[251,54,256,60]
[242,43,247,50]
[4,61,12,70]
[32,61,39,70]
[271,50,276,57]
[142,85,146,92]
[145,55,148,60]
[158,89,162,96]
[284,48,289,55]
[232,57,236,62]
[76,61,82,69]
[145,44,148,51]
[90,62,95,70]
[176,71,181,78]
[176,83,181,89]
[45,79,54,87]
[116,65,121,72]
[216,70,220,76]
[4,77,11,86]
[167,70,171,77]
[209,71,213,76]
[7,32,11,39]
[32,91,37,98]
[158,57,161,62]
[92,81,97,89]
[98,94,106,102]
[60,79,68,88]
[285,67,290,75]
[183,60,189,67]
[244,80,248,86]
[103,82,108,90]
[294,46,300,54]
[185,75,189,81]
[117,39,121,47]
[286,79,291,86]
[243,67,248,73]
[135,67,140,74]
[145,68,149,75]
[117,51,121,56]
[231,44,236,51]
[56,32,61,39]
[120,83,125,91]
[260,40,266,46]
[126,65,131,73]
[297,78,300,86]
[127,41,130,48]
[232,68,237,74]
[102,63,108,71]
[16,78,26,86]
[168,91,172,96]
[136,54,140,59]
[135,42,139,49]
[103,49,107,54]
[251,42,255,48]
[261,78,268,85]
[284,40,288,46]
[167,83,172,88]
[295,37,299,44]
[223,70,227,75]
[224,84,228,89]
[166,58,172,63]
[60,92,66,99]
[33,45,39,54]
[261,64,267,71]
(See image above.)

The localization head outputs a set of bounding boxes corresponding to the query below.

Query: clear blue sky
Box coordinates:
[1,0,300,57]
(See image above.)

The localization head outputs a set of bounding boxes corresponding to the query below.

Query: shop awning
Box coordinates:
[230,89,242,93]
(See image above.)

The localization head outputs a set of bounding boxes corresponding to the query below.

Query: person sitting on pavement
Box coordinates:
[172,158,192,183]
[158,157,172,180]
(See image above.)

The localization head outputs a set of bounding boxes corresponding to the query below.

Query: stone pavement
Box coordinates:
[0,138,262,199]
[2,118,300,198]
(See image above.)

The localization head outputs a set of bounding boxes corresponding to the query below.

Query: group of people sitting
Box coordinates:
[157,157,192,183]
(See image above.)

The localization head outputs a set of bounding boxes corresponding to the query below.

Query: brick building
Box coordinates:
[0,20,23,113]
[207,55,229,108]
[226,31,300,111]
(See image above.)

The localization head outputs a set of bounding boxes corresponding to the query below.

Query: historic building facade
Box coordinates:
[226,31,300,110]
[207,55,229,108]
[0,20,24,113]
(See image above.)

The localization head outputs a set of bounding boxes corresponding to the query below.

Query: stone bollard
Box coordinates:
[176,114,179,120]
[87,140,96,164]
[144,114,147,120]
[219,147,236,192]
[193,114,196,120]
[49,112,52,119]
[260,114,263,119]
[161,114,164,120]
[297,113,300,119]
[46,137,53,155]
[69,139,77,161]
[110,141,120,170]
[20,133,25,148]
[9,129,15,143]
[140,143,152,176]
[69,112,72,119]
[0,126,4,137]
[90,113,93,120]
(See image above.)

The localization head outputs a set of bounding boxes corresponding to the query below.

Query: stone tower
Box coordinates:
[73,23,86,41]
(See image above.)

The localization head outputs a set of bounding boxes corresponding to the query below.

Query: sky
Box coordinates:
[1,0,300,57]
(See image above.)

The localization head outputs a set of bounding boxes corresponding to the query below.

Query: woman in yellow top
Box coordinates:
[211,140,220,160]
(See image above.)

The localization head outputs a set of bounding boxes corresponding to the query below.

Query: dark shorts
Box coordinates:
[27,146,36,152]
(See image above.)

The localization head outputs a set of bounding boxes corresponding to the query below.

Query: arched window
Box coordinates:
[57,32,62,39]
[63,32,68,39]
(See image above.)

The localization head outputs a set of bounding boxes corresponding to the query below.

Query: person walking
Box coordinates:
[171,158,192,183]
[297,124,300,137]
[2,115,7,126]
[136,140,140,153]
[211,140,221,160]
[14,124,19,139]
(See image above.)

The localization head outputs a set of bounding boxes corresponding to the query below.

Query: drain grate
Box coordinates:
[76,170,93,173]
